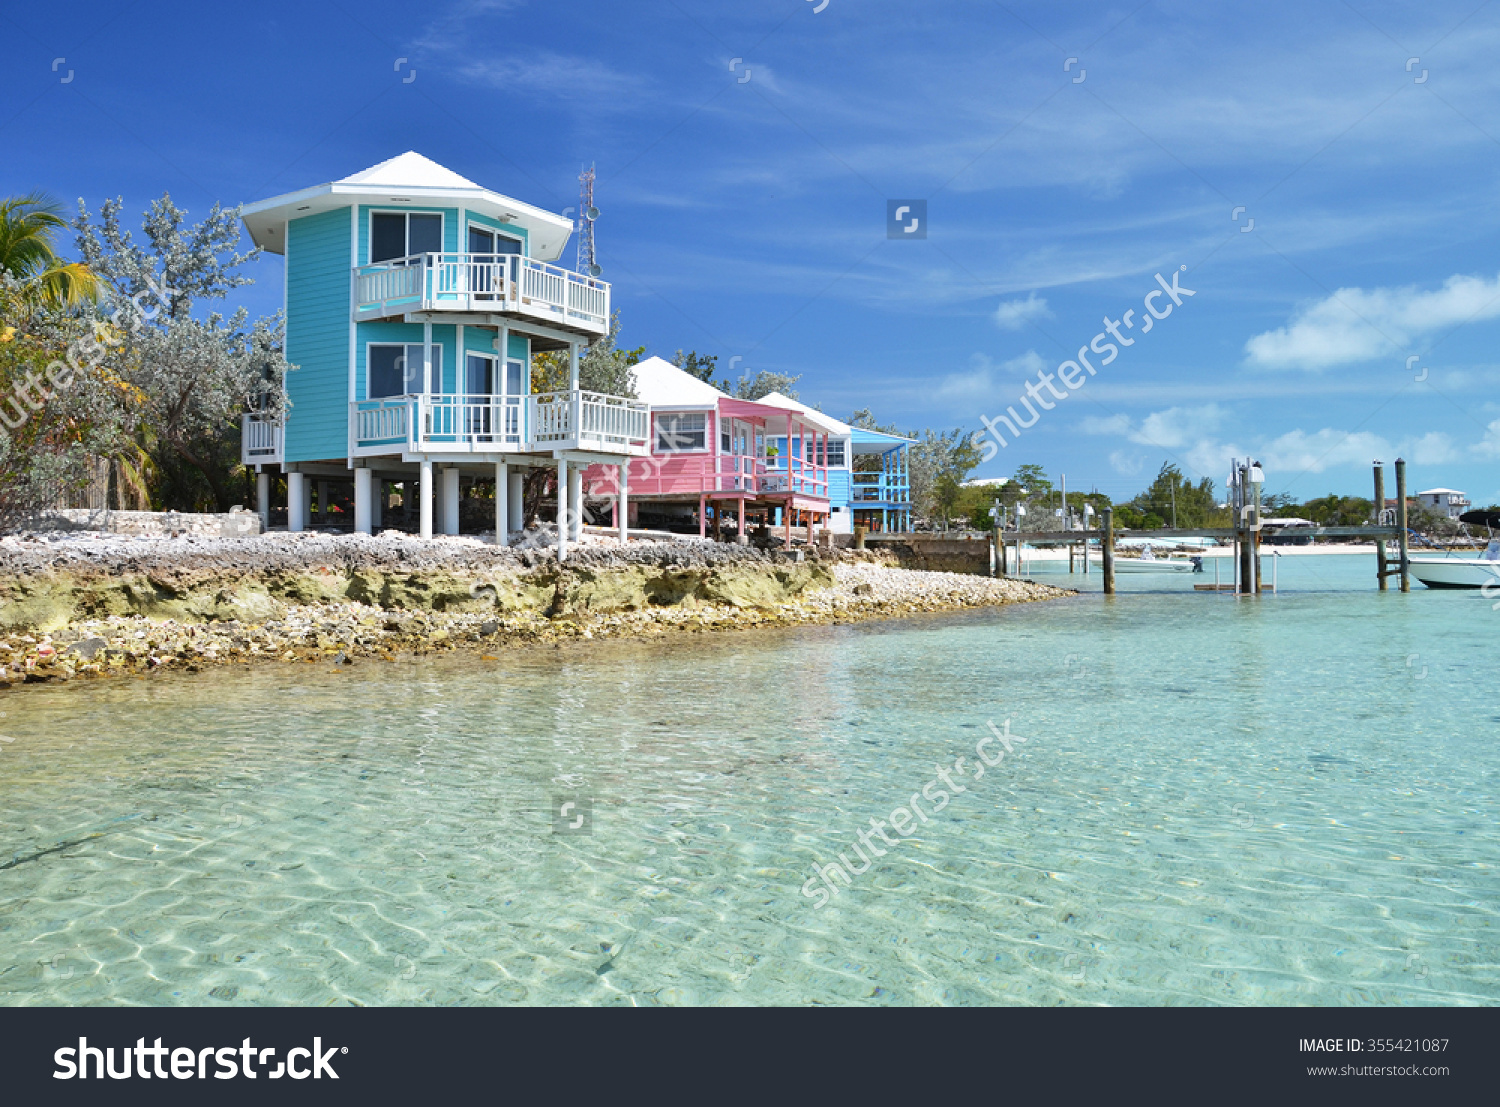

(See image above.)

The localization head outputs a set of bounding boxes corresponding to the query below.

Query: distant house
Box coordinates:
[237,151,648,558]
[581,359,913,538]
[1415,488,1470,520]
[753,392,913,533]
[1262,516,1315,546]
[581,358,835,542]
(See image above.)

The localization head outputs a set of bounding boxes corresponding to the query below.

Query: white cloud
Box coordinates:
[1474,419,1500,458]
[1245,273,1500,370]
[1081,414,1131,436]
[994,292,1052,331]
[454,52,645,101]
[1131,404,1227,450]
[1070,402,1466,482]
[937,350,1046,400]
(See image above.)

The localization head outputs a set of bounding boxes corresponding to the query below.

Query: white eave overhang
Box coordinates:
[241,182,575,261]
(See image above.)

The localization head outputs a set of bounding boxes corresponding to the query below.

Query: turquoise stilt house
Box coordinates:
[239,152,649,557]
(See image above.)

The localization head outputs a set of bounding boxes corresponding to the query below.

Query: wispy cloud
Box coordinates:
[414,2,644,103]
[1245,273,1500,370]
[994,292,1052,330]
[937,350,1047,400]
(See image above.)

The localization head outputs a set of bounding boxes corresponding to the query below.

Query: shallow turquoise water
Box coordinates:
[2,554,1497,1006]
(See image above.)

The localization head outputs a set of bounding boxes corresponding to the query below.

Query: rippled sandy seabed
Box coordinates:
[1,556,1496,1006]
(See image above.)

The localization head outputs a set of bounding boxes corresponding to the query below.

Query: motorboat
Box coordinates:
[1091,541,1202,574]
[1408,510,1500,590]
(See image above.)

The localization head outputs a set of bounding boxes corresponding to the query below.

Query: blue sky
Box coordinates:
[6,0,1500,506]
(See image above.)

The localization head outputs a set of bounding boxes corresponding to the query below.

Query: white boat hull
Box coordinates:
[1409,558,1500,589]
[1087,556,1198,574]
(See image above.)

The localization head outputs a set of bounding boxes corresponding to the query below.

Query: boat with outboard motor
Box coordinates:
[1408,510,1500,589]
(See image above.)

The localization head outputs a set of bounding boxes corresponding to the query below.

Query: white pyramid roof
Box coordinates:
[240,152,575,261]
[338,151,483,190]
[630,356,727,407]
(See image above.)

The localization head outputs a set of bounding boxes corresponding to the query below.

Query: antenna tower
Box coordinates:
[575,165,600,277]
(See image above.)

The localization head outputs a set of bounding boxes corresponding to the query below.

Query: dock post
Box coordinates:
[1252,468,1263,593]
[1373,461,1387,591]
[990,526,1000,577]
[1102,507,1116,595]
[1063,474,1073,573]
[1237,463,1253,594]
[1395,457,1410,592]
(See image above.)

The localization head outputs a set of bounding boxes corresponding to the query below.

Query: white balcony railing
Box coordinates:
[350,391,649,458]
[352,253,610,334]
[242,414,284,465]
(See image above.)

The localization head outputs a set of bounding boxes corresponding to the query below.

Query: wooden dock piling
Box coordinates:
[1395,457,1410,592]
[1373,461,1387,591]
[1102,507,1115,595]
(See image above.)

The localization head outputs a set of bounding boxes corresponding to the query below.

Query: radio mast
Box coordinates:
[575,165,600,277]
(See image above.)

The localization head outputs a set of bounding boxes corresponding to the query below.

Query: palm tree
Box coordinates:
[0,192,99,309]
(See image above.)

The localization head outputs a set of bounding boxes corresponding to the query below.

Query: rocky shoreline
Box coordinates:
[0,531,1070,687]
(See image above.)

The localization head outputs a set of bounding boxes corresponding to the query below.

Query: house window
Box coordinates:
[656,412,708,452]
[371,211,443,264]
[820,439,847,467]
[368,343,441,398]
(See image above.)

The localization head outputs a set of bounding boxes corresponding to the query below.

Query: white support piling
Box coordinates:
[568,465,583,541]
[557,458,570,562]
[441,467,460,536]
[419,459,434,540]
[495,461,509,546]
[617,463,629,543]
[353,467,372,535]
[508,471,524,533]
[287,471,306,533]
[256,472,270,531]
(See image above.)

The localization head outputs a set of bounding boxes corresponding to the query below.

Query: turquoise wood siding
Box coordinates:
[284,207,352,464]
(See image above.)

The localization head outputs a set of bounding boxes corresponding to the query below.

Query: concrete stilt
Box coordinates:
[441,467,460,536]
[256,472,270,531]
[419,459,434,539]
[353,467,372,535]
[617,463,629,543]
[568,466,583,541]
[495,462,509,546]
[287,472,306,533]
[508,471,524,534]
[557,458,569,562]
